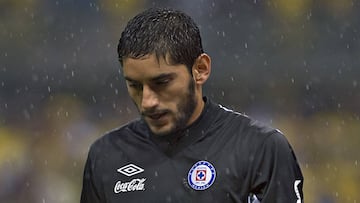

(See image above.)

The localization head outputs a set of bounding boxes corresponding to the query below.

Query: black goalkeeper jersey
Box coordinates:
[81,98,304,203]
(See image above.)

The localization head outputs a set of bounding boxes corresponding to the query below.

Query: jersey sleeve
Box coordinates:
[80,144,103,203]
[249,132,304,203]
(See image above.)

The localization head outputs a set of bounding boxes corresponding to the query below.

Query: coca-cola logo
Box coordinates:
[114,178,146,193]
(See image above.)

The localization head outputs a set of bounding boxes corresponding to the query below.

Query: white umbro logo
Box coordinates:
[117,164,144,177]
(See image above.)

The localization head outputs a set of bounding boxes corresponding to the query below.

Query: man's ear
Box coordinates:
[192,53,211,85]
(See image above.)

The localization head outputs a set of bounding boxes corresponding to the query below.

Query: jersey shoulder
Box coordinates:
[214,104,290,151]
[87,119,147,158]
[216,104,278,136]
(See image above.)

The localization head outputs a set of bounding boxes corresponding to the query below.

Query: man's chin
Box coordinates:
[149,126,174,136]
[145,116,189,136]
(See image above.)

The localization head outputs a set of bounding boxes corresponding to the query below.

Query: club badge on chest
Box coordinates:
[187,160,216,191]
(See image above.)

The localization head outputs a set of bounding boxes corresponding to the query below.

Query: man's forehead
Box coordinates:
[122,53,176,66]
[122,54,187,81]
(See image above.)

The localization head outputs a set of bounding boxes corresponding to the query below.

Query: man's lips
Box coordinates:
[143,111,168,120]
[147,112,167,120]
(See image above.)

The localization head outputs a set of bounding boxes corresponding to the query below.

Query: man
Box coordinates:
[81,8,303,203]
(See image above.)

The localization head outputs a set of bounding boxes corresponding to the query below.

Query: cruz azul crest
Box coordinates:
[187,160,216,190]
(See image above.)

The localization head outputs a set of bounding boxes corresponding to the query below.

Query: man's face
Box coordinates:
[123,54,200,136]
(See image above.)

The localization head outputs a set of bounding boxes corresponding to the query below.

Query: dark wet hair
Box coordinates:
[117,8,204,72]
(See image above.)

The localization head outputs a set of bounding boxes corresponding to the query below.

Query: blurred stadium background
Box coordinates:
[0,0,359,202]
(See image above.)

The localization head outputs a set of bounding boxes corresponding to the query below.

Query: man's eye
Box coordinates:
[128,83,142,89]
[155,79,170,86]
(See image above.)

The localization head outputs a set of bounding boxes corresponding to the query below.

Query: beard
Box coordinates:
[139,78,197,137]
[168,78,197,135]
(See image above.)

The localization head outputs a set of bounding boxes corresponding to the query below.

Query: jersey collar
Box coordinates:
[148,96,220,156]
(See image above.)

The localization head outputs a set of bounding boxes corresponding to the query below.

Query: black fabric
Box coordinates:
[81,97,304,203]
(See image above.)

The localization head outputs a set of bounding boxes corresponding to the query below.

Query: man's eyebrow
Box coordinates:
[150,73,177,81]
[124,73,177,83]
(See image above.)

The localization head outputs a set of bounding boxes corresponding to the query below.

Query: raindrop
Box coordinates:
[47,86,51,93]
[23,109,31,120]
[66,132,72,140]
[244,43,248,49]
[353,80,357,87]
[306,11,312,20]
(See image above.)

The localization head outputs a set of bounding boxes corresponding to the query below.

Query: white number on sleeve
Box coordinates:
[294,180,302,203]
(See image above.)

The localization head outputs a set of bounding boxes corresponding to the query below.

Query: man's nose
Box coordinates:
[141,85,159,110]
